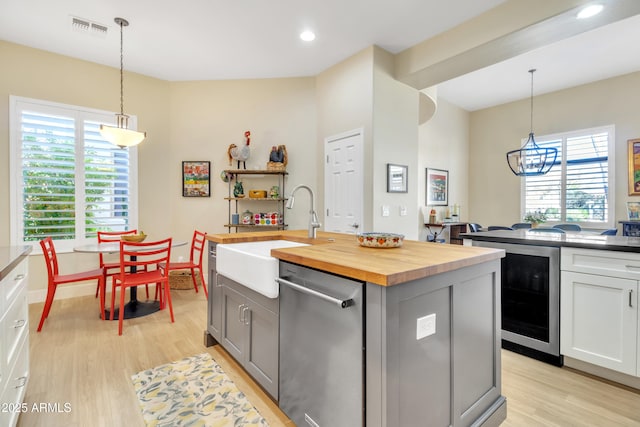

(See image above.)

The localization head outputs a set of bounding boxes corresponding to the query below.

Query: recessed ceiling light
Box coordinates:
[576,4,604,19]
[300,30,316,42]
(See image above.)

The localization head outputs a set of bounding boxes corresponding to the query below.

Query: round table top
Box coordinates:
[74,240,187,253]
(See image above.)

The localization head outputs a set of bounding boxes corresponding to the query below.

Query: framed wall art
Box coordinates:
[628,138,640,195]
[182,161,211,197]
[426,168,448,206]
[387,164,408,193]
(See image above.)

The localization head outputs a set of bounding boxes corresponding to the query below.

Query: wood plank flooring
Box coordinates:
[20,290,640,426]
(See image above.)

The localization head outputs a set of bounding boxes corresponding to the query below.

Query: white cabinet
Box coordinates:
[0,255,30,427]
[561,248,640,376]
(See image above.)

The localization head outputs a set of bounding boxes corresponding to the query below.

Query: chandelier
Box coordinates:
[506,69,557,176]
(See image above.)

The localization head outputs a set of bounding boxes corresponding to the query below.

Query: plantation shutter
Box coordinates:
[564,132,608,222]
[524,139,562,221]
[20,109,77,241]
[11,97,137,250]
[523,126,612,226]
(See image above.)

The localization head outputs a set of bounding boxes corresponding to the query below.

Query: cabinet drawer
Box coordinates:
[2,286,29,372]
[561,247,640,280]
[0,335,29,427]
[1,259,27,314]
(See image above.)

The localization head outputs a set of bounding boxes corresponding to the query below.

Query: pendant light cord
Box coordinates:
[119,19,124,116]
[529,68,535,135]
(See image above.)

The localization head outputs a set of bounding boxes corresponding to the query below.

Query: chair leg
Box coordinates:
[118,284,126,335]
[98,277,106,320]
[164,281,175,323]
[199,268,207,298]
[110,278,117,321]
[191,268,199,294]
[37,284,57,332]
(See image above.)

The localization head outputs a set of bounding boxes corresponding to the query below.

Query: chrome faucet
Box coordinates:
[286,184,321,238]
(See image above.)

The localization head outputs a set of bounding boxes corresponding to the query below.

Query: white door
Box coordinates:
[324,130,363,234]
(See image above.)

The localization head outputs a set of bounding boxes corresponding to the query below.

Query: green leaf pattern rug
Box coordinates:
[132,353,269,426]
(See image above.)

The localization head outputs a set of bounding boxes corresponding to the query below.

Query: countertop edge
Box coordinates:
[0,246,33,281]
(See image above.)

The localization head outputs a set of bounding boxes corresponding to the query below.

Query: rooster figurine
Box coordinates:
[227,131,251,169]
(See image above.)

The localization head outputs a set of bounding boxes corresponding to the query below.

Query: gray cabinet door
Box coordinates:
[222,285,245,361]
[244,297,279,399]
[207,242,222,342]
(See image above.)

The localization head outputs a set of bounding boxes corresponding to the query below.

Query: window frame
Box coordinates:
[520,125,615,229]
[9,95,139,253]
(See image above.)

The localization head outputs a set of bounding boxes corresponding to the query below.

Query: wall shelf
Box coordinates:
[224,169,288,233]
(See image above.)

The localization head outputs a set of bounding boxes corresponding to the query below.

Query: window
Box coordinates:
[523,125,614,227]
[10,96,138,252]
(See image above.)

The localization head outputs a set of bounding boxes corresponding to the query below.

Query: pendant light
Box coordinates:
[506,69,557,176]
[100,17,146,149]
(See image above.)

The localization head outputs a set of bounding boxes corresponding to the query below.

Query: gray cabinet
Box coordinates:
[219,274,279,399]
[365,259,504,427]
[206,241,222,343]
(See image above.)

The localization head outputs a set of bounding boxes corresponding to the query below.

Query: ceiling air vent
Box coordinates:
[70,16,108,38]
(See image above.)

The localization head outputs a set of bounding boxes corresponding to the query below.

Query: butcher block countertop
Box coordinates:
[207,230,504,286]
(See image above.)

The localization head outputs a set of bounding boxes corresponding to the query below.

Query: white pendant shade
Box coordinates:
[100,124,146,148]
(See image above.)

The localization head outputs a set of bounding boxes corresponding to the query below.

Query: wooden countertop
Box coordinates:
[207,230,504,286]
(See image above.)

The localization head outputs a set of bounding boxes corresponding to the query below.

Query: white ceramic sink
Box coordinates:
[217,240,309,298]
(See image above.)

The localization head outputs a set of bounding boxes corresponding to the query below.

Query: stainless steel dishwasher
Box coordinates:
[277,261,364,427]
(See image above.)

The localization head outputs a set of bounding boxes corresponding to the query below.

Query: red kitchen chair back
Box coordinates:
[111,238,174,335]
[158,230,208,298]
[38,237,106,332]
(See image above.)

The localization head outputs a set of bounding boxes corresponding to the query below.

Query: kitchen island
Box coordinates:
[206,230,506,427]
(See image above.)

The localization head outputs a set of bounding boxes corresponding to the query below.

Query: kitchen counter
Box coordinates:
[207,230,503,286]
[0,246,32,281]
[461,229,640,252]
[207,229,506,426]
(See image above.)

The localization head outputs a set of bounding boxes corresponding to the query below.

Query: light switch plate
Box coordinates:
[416,313,436,340]
[382,205,390,217]
[400,205,407,216]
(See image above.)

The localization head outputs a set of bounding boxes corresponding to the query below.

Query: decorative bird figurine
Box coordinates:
[227,131,251,169]
[269,145,288,165]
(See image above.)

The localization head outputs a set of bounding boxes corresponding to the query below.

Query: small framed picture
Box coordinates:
[182,161,211,197]
[627,202,640,220]
[387,164,408,193]
[426,168,448,206]
[628,139,640,195]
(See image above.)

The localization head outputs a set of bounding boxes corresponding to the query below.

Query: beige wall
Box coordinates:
[468,71,640,229]
[418,97,470,241]
[168,78,317,235]
[0,41,317,298]
[372,47,420,239]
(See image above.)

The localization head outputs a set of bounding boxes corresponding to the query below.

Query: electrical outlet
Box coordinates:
[400,205,407,216]
[382,205,390,217]
[416,313,436,340]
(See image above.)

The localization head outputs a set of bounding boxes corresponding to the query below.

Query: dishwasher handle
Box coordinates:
[276,277,355,309]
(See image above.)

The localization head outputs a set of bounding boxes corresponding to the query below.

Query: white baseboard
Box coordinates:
[28,282,97,304]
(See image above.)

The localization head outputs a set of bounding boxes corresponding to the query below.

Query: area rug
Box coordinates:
[131,353,269,427]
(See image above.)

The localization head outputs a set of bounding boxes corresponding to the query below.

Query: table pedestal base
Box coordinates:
[104,300,160,320]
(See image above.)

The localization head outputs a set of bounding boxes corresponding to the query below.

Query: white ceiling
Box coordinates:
[1,0,639,111]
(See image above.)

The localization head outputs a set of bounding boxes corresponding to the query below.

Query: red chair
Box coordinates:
[158,230,208,298]
[38,237,106,332]
[111,238,174,335]
[96,229,149,300]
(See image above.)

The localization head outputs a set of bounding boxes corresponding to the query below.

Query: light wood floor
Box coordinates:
[20,290,640,427]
